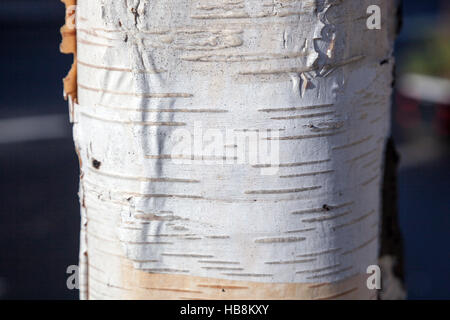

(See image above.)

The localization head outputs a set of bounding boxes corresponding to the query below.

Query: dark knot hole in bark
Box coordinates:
[92,159,101,169]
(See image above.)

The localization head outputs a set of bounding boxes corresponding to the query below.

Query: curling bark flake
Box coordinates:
[60,0,77,102]
[64,0,397,299]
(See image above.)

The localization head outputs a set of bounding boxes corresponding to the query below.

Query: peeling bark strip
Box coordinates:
[66,0,397,299]
[60,0,77,102]
[60,0,88,299]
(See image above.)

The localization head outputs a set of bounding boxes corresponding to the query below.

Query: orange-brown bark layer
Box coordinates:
[60,0,77,102]
[86,245,375,300]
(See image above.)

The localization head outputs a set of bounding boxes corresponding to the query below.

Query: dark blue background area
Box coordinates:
[399,159,450,299]
[404,0,440,13]
[0,0,448,299]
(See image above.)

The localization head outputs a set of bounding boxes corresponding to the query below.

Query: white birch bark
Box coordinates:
[70,0,396,299]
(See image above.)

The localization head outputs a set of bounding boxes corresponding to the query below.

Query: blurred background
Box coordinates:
[0,0,449,299]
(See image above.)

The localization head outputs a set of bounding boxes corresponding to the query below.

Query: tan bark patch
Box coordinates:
[60,0,77,102]
[87,249,374,300]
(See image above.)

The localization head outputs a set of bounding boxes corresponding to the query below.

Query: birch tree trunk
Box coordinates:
[63,0,397,299]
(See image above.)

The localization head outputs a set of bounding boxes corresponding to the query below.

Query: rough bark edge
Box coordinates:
[60,0,86,298]
[60,0,77,103]
[378,0,406,300]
